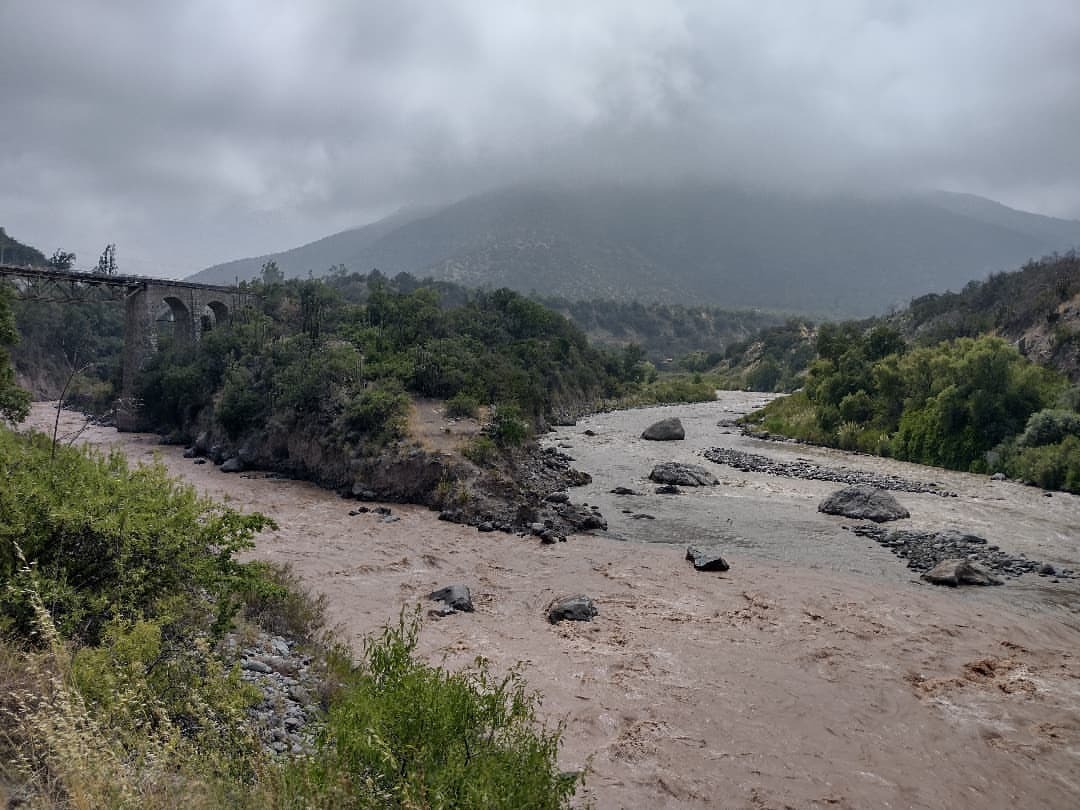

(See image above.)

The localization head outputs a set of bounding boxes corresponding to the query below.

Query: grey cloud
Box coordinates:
[1,1,1078,276]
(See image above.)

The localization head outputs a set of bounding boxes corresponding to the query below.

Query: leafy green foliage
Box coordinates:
[716,319,817,393]
[1004,435,1080,492]
[343,383,410,444]
[445,391,480,419]
[136,274,665,452]
[747,332,1063,474]
[486,402,530,448]
[0,284,30,423]
[1016,409,1080,448]
[0,430,273,645]
[282,610,577,809]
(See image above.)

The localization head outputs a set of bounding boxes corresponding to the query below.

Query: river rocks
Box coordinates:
[642,417,685,441]
[703,447,956,496]
[429,584,474,612]
[231,632,323,757]
[610,486,641,496]
[686,546,730,572]
[220,456,245,473]
[545,491,570,503]
[242,658,273,674]
[547,595,598,623]
[922,559,1003,587]
[849,524,1071,580]
[818,485,910,522]
[556,502,607,531]
[655,484,681,494]
[649,462,718,487]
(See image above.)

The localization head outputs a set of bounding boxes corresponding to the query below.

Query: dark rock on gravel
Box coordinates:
[649,462,718,487]
[220,456,245,473]
[703,447,956,496]
[849,524,1068,580]
[642,417,686,441]
[655,484,682,494]
[819,485,910,522]
[611,486,640,495]
[548,595,598,623]
[429,584,474,612]
[922,559,1003,587]
[686,546,730,572]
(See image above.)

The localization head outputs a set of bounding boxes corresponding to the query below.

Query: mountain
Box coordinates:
[0,227,47,267]
[190,185,1080,316]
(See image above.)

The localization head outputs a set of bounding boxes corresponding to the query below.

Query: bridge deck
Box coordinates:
[0,264,245,294]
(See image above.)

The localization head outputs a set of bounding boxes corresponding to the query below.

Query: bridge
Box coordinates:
[0,264,257,429]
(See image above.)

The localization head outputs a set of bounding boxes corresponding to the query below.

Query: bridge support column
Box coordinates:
[117,286,155,431]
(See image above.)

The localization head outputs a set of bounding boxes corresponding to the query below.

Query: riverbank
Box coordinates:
[27,399,1080,809]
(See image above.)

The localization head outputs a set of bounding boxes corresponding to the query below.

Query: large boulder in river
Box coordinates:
[686,546,730,572]
[547,595,598,624]
[922,559,1003,587]
[642,417,685,441]
[429,584,474,612]
[649,462,718,487]
[220,456,244,473]
[818,485,909,522]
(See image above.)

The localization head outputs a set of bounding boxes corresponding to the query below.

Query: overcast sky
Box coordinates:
[2,1,1079,277]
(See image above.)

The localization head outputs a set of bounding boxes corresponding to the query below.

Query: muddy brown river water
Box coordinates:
[26,394,1080,809]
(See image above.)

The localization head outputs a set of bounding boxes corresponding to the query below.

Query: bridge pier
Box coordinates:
[117,282,255,431]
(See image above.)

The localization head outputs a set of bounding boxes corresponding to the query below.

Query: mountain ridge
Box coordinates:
[190,185,1080,316]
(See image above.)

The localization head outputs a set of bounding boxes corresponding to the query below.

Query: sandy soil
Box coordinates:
[26,400,1080,809]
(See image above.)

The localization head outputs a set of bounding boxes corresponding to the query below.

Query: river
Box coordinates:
[26,395,1080,809]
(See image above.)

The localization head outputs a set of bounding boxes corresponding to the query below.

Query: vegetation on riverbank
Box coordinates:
[0,427,580,808]
[743,328,1080,491]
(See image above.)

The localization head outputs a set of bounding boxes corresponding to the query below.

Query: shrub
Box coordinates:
[1017,409,1080,448]
[281,611,578,809]
[344,385,410,444]
[463,435,499,466]
[445,391,480,419]
[1006,435,1080,492]
[486,403,530,448]
[0,430,273,645]
[216,363,266,439]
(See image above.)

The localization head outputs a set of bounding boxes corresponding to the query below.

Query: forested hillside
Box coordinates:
[191,184,1080,316]
[0,227,46,267]
[741,253,1080,492]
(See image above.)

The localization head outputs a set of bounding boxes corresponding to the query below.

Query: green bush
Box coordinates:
[445,391,480,419]
[344,385,410,444]
[487,403,530,448]
[1017,409,1080,448]
[462,435,499,466]
[282,611,578,809]
[216,363,266,439]
[1005,435,1080,492]
[0,430,273,645]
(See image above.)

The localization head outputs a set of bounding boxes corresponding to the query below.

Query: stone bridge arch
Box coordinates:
[119,281,256,428]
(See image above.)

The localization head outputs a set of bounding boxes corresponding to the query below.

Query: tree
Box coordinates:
[48,249,77,270]
[0,284,31,423]
[260,260,284,285]
[96,243,117,275]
